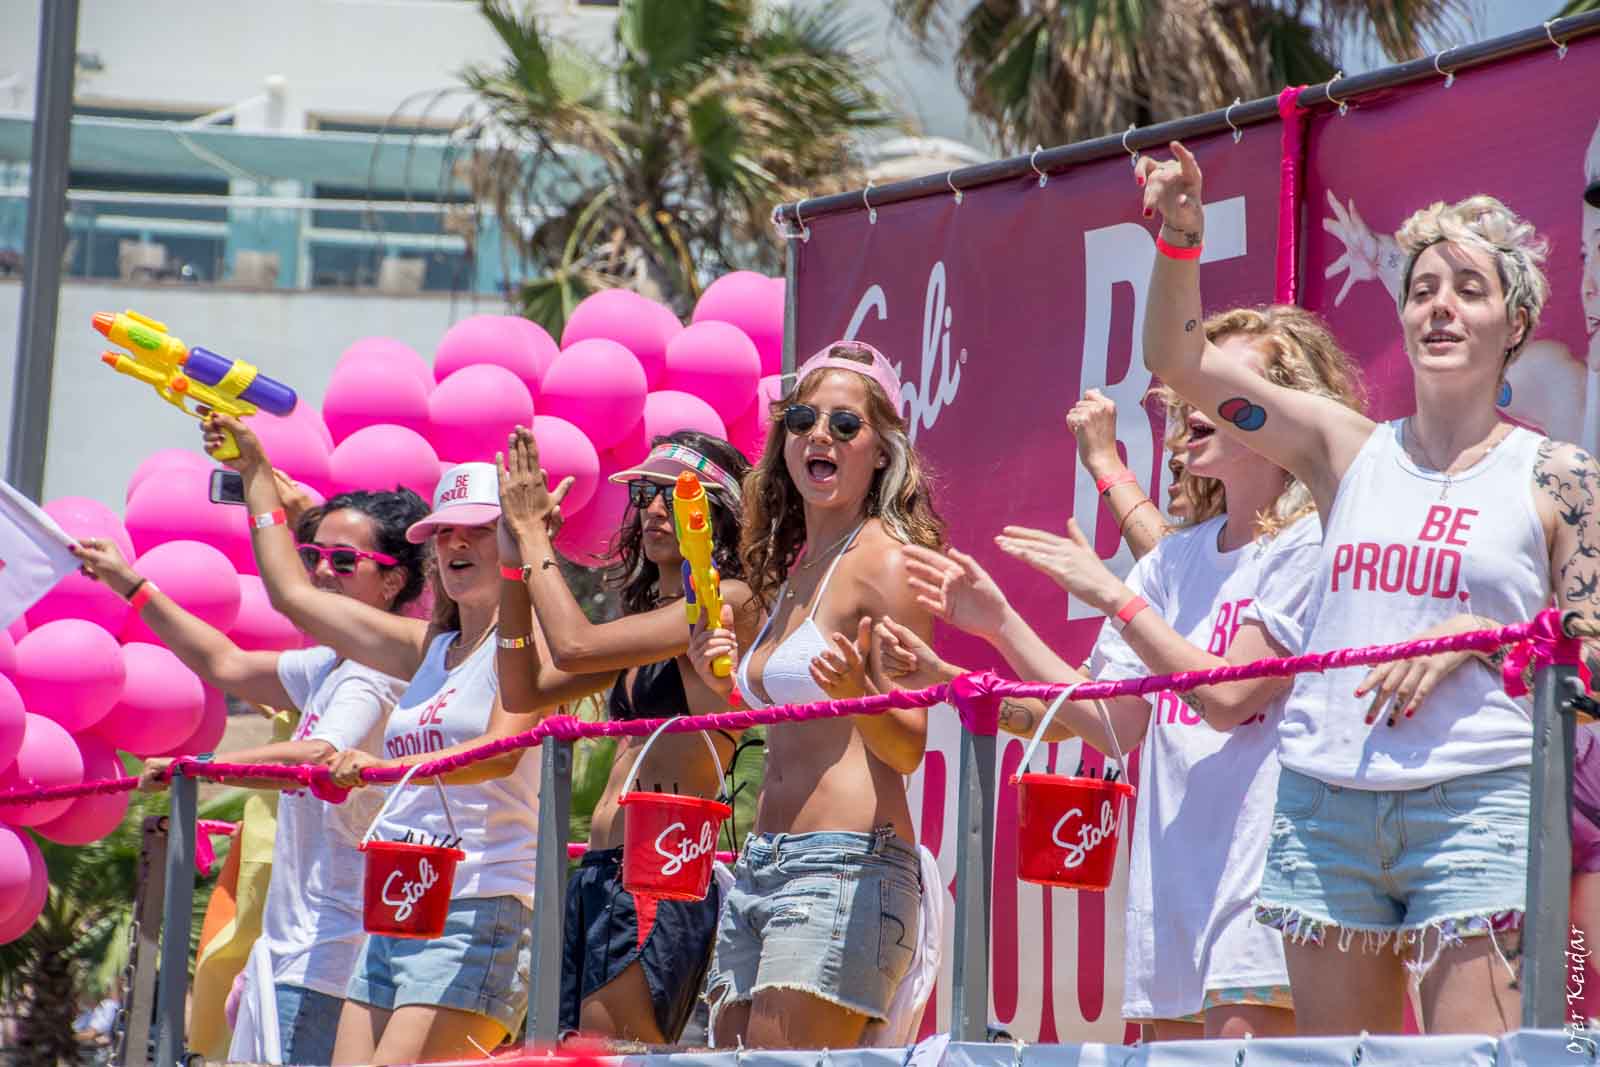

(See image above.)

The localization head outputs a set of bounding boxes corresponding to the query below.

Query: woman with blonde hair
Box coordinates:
[1138,142,1597,1034]
[895,304,1363,1040]
[687,340,944,1048]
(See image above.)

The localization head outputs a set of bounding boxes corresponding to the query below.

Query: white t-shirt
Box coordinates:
[1090,513,1321,1021]
[1269,421,1550,790]
[375,630,540,903]
[260,646,404,997]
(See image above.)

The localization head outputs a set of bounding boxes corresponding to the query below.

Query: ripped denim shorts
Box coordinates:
[706,827,921,1023]
[1255,765,1527,961]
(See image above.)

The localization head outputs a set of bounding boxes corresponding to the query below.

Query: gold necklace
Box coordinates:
[1405,418,1505,501]
[785,526,859,599]
[446,621,495,669]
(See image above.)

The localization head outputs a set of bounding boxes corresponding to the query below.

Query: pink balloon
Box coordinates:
[693,271,785,377]
[228,575,304,653]
[154,684,227,758]
[562,289,681,388]
[28,497,137,635]
[92,644,204,758]
[121,541,241,644]
[427,365,534,464]
[532,415,601,517]
[611,392,729,463]
[322,360,432,444]
[0,628,15,677]
[336,337,434,393]
[540,340,647,451]
[0,713,85,825]
[34,734,129,845]
[0,831,46,943]
[329,424,441,500]
[0,674,23,776]
[0,825,35,926]
[126,449,215,504]
[125,466,254,574]
[726,374,784,461]
[435,315,558,398]
[662,321,762,422]
[12,621,125,734]
[250,405,334,494]
[554,463,629,565]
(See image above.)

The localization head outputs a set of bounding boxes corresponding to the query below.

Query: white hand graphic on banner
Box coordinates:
[1067,196,1247,621]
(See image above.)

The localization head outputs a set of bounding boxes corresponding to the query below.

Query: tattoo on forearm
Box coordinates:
[998,699,1037,735]
[1180,692,1205,714]
[1535,440,1600,609]
[1218,397,1267,432]
[1184,319,1197,333]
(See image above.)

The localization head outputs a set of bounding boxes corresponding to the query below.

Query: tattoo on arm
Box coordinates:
[998,699,1037,735]
[1535,440,1600,611]
[1184,319,1197,333]
[1218,397,1267,432]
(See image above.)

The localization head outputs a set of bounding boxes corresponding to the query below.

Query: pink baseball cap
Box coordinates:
[405,462,501,543]
[794,339,905,412]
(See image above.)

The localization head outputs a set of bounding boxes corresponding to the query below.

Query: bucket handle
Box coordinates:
[1009,684,1128,786]
[360,761,461,848]
[619,718,728,804]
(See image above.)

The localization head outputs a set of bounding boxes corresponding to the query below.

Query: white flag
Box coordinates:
[0,480,79,630]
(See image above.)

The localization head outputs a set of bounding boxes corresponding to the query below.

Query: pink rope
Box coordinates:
[0,611,1575,807]
[1274,85,1309,303]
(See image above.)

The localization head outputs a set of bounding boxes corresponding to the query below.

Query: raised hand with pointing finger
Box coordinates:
[1134,140,1204,249]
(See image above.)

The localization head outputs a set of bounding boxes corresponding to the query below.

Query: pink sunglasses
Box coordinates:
[297,543,398,574]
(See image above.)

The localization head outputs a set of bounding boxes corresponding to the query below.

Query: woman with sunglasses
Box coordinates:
[73,486,427,1065]
[198,413,567,1065]
[685,341,944,1048]
[491,425,757,1044]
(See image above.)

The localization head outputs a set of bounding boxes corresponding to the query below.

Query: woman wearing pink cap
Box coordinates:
[493,425,760,1044]
[688,340,945,1048]
[202,413,565,1064]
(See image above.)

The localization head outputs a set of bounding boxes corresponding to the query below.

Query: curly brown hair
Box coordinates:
[740,347,946,607]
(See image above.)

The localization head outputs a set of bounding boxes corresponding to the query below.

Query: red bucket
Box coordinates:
[358,763,465,938]
[1014,773,1134,890]
[359,839,465,938]
[618,723,730,901]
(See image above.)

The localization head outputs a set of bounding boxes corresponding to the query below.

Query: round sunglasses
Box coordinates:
[297,543,398,575]
[783,403,865,442]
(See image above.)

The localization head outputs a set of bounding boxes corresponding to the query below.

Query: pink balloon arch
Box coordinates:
[0,271,785,943]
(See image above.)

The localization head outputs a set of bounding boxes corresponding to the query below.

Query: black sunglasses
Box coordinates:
[783,403,865,442]
[627,479,670,510]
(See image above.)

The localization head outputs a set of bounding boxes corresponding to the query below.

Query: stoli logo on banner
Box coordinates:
[654,820,716,876]
[843,261,964,441]
[381,857,439,922]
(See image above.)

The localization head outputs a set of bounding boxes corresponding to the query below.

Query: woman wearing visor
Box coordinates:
[493,426,759,1044]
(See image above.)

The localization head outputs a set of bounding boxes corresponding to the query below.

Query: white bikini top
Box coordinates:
[736,524,865,710]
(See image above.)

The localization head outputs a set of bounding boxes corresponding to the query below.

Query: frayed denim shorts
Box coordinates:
[347,894,531,1036]
[1255,766,1528,956]
[706,827,921,1022]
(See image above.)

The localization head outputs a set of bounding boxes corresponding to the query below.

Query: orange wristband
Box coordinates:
[250,509,286,530]
[1096,471,1138,494]
[1110,594,1148,632]
[1155,235,1203,260]
[129,580,159,611]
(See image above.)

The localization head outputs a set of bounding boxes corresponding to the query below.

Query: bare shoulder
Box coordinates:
[845,521,933,627]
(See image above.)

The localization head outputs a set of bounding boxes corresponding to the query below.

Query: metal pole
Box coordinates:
[525,738,572,1046]
[783,238,798,376]
[1523,662,1579,1029]
[118,816,169,1067]
[154,770,197,1067]
[7,0,79,499]
[949,730,997,1041]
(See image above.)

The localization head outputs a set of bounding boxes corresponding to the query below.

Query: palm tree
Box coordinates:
[458,0,893,335]
[889,0,1474,153]
[0,787,245,1067]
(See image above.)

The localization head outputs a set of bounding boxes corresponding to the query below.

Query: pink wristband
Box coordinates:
[129,581,159,611]
[1096,471,1138,494]
[250,509,286,530]
[1110,594,1149,632]
[1155,235,1203,260]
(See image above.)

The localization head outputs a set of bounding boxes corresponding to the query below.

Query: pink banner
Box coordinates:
[791,35,1600,1042]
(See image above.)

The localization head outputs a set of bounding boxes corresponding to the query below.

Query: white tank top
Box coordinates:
[378,629,541,902]
[736,525,864,709]
[1277,420,1550,790]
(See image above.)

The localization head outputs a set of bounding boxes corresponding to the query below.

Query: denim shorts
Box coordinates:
[1256,766,1528,953]
[707,827,922,1022]
[274,984,343,1065]
[347,894,532,1035]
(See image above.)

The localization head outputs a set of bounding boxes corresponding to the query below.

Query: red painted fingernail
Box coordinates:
[1143,208,1152,218]
[1135,176,1145,186]
[1405,707,1416,718]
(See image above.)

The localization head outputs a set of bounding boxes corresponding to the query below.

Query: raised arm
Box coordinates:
[1137,142,1372,510]
[205,413,431,680]
[1068,389,1167,560]
[72,537,294,708]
